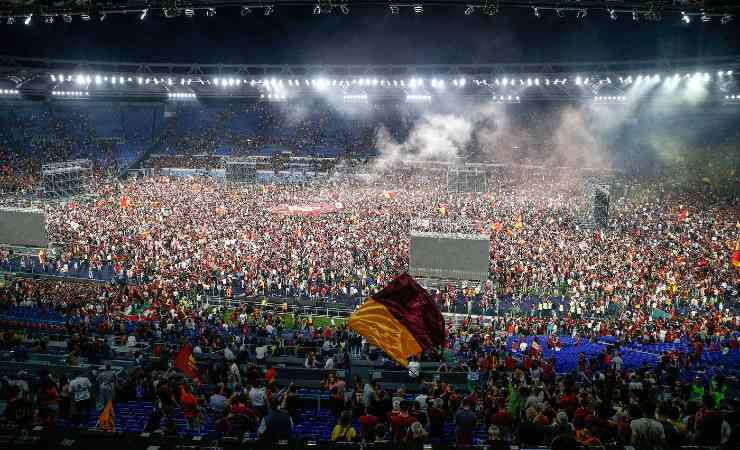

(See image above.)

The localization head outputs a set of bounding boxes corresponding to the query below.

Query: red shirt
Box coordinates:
[359,414,379,440]
[491,410,514,428]
[180,390,198,419]
[390,414,417,441]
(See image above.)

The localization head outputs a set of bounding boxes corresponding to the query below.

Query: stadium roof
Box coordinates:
[0,1,737,22]
[0,54,737,102]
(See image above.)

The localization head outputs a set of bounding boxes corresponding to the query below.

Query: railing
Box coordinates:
[199,295,355,319]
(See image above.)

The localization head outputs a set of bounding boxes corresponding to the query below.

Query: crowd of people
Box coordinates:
[1,291,739,449]
[5,165,730,320]
[0,98,739,446]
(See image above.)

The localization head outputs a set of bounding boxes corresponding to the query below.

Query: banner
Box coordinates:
[268,202,339,216]
[651,308,670,320]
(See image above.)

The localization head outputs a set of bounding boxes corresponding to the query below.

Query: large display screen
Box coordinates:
[410,232,489,281]
[0,208,49,247]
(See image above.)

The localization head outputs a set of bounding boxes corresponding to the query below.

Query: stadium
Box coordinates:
[0,1,739,449]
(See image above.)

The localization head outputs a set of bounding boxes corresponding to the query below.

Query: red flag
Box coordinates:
[678,208,689,222]
[120,195,130,209]
[175,344,200,381]
[732,240,740,268]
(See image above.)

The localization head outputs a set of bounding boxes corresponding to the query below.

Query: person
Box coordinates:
[517,406,546,446]
[324,354,335,370]
[404,421,428,450]
[331,410,358,442]
[630,401,665,450]
[180,383,202,434]
[249,381,268,418]
[3,385,34,428]
[329,386,344,417]
[69,370,92,428]
[258,399,294,443]
[359,408,380,442]
[427,397,447,439]
[414,387,429,412]
[548,410,573,438]
[373,423,388,443]
[363,380,377,409]
[284,384,302,420]
[612,351,623,372]
[209,385,229,415]
[455,398,477,448]
[213,409,233,439]
[550,432,580,450]
[98,363,117,408]
[390,402,418,442]
[486,425,510,450]
[695,393,731,446]
[38,371,61,418]
[305,352,317,368]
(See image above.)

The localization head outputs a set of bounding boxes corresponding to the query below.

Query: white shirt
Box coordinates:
[249,387,267,407]
[415,393,428,411]
[224,347,235,361]
[69,376,92,402]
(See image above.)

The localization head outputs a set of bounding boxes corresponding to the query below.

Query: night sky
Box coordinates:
[0,6,738,64]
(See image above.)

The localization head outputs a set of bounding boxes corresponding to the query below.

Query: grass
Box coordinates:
[217,308,346,330]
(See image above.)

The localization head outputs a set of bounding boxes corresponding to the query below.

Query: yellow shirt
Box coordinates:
[331,425,358,442]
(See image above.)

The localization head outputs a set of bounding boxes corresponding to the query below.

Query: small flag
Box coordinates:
[732,240,740,268]
[174,344,200,381]
[120,195,131,209]
[98,399,115,431]
[678,207,689,222]
[514,216,524,230]
[491,222,504,232]
[439,204,449,217]
[382,191,396,200]
[348,273,445,367]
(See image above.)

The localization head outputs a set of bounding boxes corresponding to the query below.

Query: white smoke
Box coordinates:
[374,113,473,169]
[549,106,609,169]
[373,100,622,171]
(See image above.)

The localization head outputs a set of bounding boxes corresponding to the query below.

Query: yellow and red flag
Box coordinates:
[120,195,131,209]
[514,216,524,230]
[732,240,740,268]
[98,399,115,431]
[348,273,446,367]
[175,344,200,381]
[382,191,396,200]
